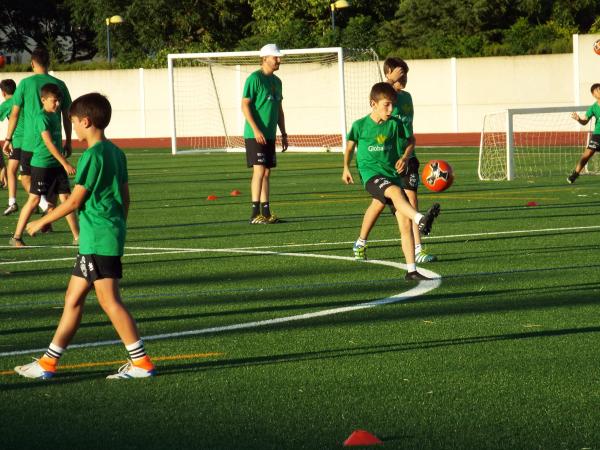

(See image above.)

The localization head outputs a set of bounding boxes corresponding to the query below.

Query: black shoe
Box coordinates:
[567,172,578,184]
[405,271,432,281]
[418,203,440,236]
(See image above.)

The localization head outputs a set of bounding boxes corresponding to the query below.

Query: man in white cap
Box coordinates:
[241,43,288,224]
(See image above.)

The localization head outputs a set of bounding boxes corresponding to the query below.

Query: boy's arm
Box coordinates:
[121,182,130,220]
[278,104,288,152]
[41,130,76,175]
[2,105,20,155]
[61,109,73,157]
[26,184,87,236]
[342,140,356,184]
[571,112,590,125]
[241,98,266,145]
[396,135,416,173]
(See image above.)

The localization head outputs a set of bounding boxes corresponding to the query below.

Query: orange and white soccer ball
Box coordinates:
[594,39,600,56]
[421,160,454,192]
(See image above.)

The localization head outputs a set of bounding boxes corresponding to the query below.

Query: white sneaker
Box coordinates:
[14,359,55,380]
[106,360,156,379]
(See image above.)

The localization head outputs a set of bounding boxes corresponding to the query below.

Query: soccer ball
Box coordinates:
[421,160,454,192]
[594,39,600,56]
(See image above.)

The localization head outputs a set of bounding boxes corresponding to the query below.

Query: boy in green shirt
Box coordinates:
[9,84,79,247]
[15,92,155,380]
[1,78,24,215]
[0,79,15,190]
[342,82,440,281]
[352,57,436,264]
[568,83,600,184]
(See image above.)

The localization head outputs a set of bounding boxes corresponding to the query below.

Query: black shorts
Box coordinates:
[365,175,407,215]
[19,150,33,175]
[245,138,276,168]
[72,254,123,283]
[587,134,600,152]
[9,147,21,161]
[30,166,71,196]
[399,157,420,191]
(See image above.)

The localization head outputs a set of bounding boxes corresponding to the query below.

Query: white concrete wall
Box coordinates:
[1,34,599,140]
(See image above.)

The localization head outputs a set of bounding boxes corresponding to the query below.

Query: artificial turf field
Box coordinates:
[1,147,600,450]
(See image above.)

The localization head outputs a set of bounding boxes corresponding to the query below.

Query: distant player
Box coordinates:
[241,43,288,224]
[568,83,600,184]
[1,78,24,214]
[352,57,436,263]
[14,92,156,380]
[9,83,79,247]
[2,47,72,216]
[342,82,440,281]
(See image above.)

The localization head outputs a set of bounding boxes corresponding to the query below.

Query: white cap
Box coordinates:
[259,43,282,57]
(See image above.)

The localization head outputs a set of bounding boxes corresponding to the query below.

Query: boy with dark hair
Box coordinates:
[1,78,24,215]
[15,92,155,380]
[352,57,436,263]
[342,82,440,281]
[568,83,600,184]
[9,83,79,247]
[241,43,288,224]
[2,47,72,215]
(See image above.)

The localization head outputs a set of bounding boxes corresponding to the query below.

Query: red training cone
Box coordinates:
[343,430,383,447]
[230,189,241,196]
[526,201,538,207]
[206,195,218,201]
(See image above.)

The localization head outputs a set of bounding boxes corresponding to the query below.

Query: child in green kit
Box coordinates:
[14,92,155,380]
[568,83,600,184]
[342,82,440,281]
[9,83,79,247]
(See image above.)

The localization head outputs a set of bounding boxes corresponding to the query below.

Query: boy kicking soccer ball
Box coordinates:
[567,83,600,184]
[342,82,440,281]
[14,93,155,380]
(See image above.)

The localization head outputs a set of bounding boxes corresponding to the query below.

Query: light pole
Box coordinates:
[330,0,350,31]
[106,15,124,63]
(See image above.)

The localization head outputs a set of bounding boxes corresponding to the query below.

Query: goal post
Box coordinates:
[167,47,382,155]
[478,106,598,180]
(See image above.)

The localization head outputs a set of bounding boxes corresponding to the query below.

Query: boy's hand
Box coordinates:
[2,140,12,156]
[395,157,408,174]
[26,219,43,237]
[342,167,354,184]
[571,112,580,121]
[281,134,288,152]
[63,163,76,176]
[254,130,266,145]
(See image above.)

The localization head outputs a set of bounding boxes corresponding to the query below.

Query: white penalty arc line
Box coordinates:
[0,249,441,358]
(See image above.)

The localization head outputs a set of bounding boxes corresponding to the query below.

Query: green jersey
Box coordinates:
[74,140,128,256]
[347,114,406,186]
[12,73,71,151]
[586,102,600,134]
[31,109,63,168]
[392,90,417,159]
[242,70,283,140]
[0,97,24,148]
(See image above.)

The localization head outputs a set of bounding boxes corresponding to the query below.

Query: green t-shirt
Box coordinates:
[12,73,71,151]
[392,90,417,159]
[74,140,128,256]
[31,109,63,168]
[243,70,283,140]
[0,97,24,148]
[347,114,406,187]
[585,102,600,134]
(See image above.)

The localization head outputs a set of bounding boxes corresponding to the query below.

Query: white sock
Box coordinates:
[39,195,49,212]
[44,342,65,360]
[8,197,16,206]
[415,244,422,254]
[414,213,424,224]
[407,263,417,272]
[125,340,147,361]
[355,238,367,247]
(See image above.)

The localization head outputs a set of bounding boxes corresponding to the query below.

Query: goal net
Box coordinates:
[478,106,599,180]
[167,47,382,154]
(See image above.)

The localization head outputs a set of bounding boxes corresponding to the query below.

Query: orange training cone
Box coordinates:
[206,195,218,201]
[343,430,383,447]
[230,189,241,196]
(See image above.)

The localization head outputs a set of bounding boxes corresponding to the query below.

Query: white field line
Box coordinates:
[0,249,441,357]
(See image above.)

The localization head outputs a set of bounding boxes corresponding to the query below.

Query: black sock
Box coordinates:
[251,202,260,217]
[261,202,271,217]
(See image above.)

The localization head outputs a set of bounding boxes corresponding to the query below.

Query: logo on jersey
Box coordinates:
[368,134,390,152]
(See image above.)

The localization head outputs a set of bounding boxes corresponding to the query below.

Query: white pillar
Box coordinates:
[572,34,580,106]
[450,57,458,132]
[139,68,146,137]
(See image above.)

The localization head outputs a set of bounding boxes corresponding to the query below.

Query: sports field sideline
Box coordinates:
[1,148,600,449]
